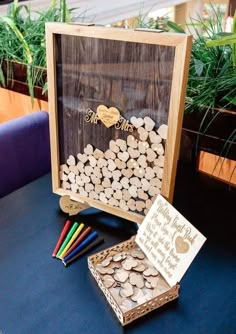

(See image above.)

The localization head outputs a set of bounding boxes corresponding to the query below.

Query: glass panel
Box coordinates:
[55,34,175,214]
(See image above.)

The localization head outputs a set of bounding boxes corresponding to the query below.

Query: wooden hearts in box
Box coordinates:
[60,115,167,215]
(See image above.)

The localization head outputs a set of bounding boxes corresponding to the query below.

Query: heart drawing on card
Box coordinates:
[175,236,190,254]
[97,105,120,128]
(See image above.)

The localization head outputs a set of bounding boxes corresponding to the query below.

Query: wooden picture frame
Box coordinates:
[46,23,192,223]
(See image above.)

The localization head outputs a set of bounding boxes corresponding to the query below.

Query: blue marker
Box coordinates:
[63,231,98,262]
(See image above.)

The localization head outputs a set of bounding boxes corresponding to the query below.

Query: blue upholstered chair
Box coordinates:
[0,111,51,198]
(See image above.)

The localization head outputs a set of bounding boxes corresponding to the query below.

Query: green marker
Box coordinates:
[56,222,79,257]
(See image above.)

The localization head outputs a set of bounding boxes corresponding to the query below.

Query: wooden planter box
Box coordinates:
[0,60,48,123]
[181,109,236,186]
[46,23,192,224]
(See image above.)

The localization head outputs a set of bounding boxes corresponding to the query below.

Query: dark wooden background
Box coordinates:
[55,34,175,162]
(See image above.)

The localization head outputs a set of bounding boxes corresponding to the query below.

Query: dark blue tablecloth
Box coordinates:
[0,164,235,334]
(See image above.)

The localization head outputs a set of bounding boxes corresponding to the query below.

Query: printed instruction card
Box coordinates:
[136,195,206,287]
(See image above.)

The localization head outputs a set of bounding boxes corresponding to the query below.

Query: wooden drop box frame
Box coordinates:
[88,236,180,326]
[46,23,192,224]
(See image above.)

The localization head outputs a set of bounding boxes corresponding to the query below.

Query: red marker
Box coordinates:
[62,226,92,259]
[52,220,71,257]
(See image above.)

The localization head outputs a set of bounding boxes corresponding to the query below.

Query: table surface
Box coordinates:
[0,163,235,334]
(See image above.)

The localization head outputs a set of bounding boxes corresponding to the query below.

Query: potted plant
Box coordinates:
[0,0,80,122]
[145,9,236,185]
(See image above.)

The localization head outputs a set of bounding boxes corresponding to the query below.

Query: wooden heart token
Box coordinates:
[137,155,147,168]
[138,141,149,154]
[96,265,114,275]
[59,195,89,216]
[122,189,131,201]
[114,270,129,283]
[120,177,129,189]
[68,172,75,183]
[60,171,68,181]
[107,159,116,171]
[119,199,129,211]
[128,147,140,159]
[60,164,69,174]
[130,177,141,187]
[77,153,88,164]
[143,267,159,276]
[67,155,76,166]
[84,144,93,155]
[112,181,122,190]
[127,135,138,148]
[113,190,122,200]
[154,155,165,167]
[97,105,120,128]
[101,257,113,267]
[135,200,145,212]
[61,181,70,190]
[152,143,164,156]
[118,151,129,162]
[175,236,190,254]
[115,158,126,170]
[130,116,144,129]
[89,156,97,168]
[141,178,150,191]
[109,140,119,153]
[102,178,111,188]
[71,183,79,193]
[84,165,93,176]
[93,148,104,159]
[69,165,79,175]
[127,159,139,169]
[146,148,157,162]
[130,249,145,260]
[128,185,138,198]
[120,282,134,298]
[103,275,115,288]
[149,131,162,144]
[97,158,107,168]
[144,116,155,131]
[121,168,133,178]
[116,139,127,152]
[133,167,145,178]
[77,161,84,173]
[131,288,145,302]
[108,197,119,207]
[113,170,122,181]
[104,188,113,198]
[157,124,168,139]
[129,272,144,288]
[137,127,148,141]
[99,193,108,204]
[122,257,138,270]
[104,149,116,160]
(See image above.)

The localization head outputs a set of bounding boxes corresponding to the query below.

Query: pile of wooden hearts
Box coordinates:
[60,116,167,215]
[95,247,169,312]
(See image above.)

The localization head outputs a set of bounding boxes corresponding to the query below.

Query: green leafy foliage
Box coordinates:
[0,0,79,99]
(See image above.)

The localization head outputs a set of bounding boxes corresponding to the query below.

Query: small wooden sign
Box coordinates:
[136,195,206,287]
[59,195,90,216]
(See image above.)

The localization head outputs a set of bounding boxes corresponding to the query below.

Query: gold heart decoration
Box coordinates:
[97,105,120,128]
[175,236,190,254]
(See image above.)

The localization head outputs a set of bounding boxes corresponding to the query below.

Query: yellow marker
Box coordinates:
[59,223,84,259]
